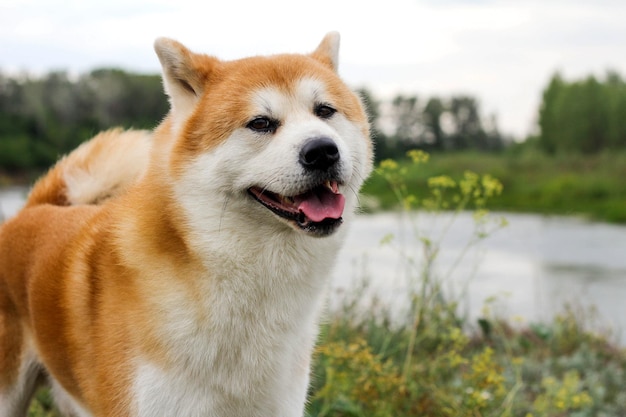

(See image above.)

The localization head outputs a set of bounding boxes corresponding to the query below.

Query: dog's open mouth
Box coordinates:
[248,181,345,236]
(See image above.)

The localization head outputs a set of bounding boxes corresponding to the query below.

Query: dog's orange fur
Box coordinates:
[0,33,372,416]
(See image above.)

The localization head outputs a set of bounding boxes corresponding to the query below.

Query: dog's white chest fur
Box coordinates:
[133,336,309,417]
[131,232,342,417]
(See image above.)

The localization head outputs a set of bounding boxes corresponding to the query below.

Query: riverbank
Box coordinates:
[4,150,626,223]
[306,296,626,416]
[362,150,626,224]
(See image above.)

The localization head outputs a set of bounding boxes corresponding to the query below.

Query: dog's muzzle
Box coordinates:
[248,137,346,237]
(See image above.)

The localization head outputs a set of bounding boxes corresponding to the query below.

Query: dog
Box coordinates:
[0,33,373,416]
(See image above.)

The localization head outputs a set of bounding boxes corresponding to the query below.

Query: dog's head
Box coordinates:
[153,33,373,238]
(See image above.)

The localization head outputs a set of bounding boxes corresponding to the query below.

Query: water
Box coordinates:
[3,188,626,342]
[332,211,626,343]
[0,187,28,221]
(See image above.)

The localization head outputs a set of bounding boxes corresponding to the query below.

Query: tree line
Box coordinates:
[359,90,507,162]
[0,69,168,171]
[0,68,508,171]
[537,71,626,154]
[0,68,624,173]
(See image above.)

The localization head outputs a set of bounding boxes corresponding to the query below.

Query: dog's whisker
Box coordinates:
[346,183,364,210]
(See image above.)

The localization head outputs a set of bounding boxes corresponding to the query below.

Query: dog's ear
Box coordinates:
[311,32,340,72]
[154,38,217,118]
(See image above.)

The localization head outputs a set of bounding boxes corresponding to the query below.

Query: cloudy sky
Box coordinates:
[2,0,625,138]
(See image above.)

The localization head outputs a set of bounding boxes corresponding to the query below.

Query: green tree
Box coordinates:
[605,71,626,149]
[538,71,626,154]
[390,94,423,145]
[423,97,445,150]
[447,95,486,150]
[0,68,168,173]
[538,73,565,154]
[376,93,504,157]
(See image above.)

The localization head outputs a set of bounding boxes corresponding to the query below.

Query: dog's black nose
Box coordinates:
[299,137,340,171]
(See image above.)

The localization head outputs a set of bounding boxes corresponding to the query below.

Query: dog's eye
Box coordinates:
[247,117,278,133]
[314,104,336,119]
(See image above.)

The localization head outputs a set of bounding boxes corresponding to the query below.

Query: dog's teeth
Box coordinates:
[325,181,339,194]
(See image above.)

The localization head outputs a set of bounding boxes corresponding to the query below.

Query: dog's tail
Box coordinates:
[25,128,152,208]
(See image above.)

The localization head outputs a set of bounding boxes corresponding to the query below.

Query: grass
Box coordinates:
[303,154,626,416]
[306,297,626,417]
[362,150,626,223]
[25,151,626,416]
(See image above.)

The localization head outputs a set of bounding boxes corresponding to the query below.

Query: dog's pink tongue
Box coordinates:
[295,188,346,222]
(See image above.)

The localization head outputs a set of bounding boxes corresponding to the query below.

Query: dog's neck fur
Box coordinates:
[113,147,345,347]
[110,162,343,415]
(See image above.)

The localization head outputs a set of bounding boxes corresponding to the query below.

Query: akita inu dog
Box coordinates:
[0,33,372,416]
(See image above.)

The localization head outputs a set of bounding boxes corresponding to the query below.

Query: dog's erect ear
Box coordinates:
[154,38,217,118]
[311,32,340,72]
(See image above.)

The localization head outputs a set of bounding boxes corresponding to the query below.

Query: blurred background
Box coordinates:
[2,0,626,334]
[4,1,626,414]
[1,0,625,169]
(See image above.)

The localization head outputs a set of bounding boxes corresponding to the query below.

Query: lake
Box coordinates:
[3,187,626,342]
[332,210,626,343]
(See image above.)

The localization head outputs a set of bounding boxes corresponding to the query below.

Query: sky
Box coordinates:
[1,0,625,139]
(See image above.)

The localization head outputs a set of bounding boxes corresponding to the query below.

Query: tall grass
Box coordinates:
[362,150,626,223]
[306,152,626,416]
[308,303,625,416]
